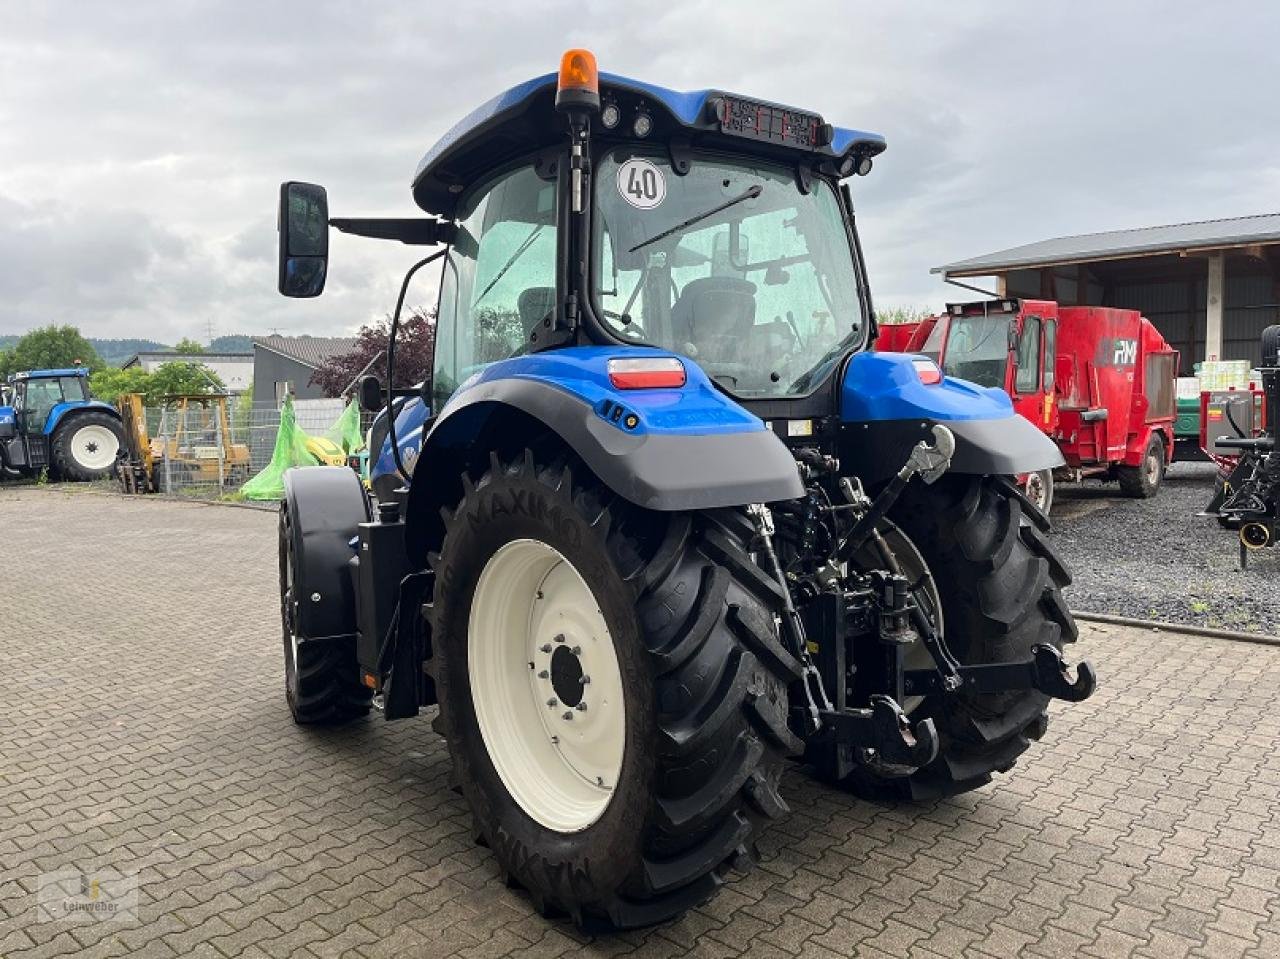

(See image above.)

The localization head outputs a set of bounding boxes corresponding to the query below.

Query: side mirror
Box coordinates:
[359,375,383,413]
[278,182,329,297]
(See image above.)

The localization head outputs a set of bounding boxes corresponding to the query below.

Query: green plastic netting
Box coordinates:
[325,399,366,456]
[239,396,320,501]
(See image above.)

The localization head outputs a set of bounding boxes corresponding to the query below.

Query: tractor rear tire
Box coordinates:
[1118,433,1165,498]
[51,412,124,482]
[834,474,1077,801]
[427,451,801,930]
[278,500,372,724]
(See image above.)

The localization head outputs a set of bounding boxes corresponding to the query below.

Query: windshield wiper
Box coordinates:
[474,223,545,307]
[629,184,763,254]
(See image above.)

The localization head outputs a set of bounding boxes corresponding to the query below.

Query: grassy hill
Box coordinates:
[1,334,256,367]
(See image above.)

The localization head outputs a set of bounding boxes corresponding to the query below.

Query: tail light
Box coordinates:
[913,358,943,385]
[608,357,686,390]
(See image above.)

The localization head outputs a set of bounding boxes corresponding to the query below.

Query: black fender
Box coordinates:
[402,378,804,566]
[282,466,370,639]
[839,415,1065,488]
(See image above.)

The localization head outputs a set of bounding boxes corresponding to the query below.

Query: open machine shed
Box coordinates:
[934,214,1280,371]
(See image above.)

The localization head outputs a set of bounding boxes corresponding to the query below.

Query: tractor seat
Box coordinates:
[518,287,557,340]
[670,277,757,353]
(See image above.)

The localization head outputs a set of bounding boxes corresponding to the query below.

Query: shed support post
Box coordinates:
[1206,252,1225,361]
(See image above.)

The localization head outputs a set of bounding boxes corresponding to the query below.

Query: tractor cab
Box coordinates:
[919,299,1060,432]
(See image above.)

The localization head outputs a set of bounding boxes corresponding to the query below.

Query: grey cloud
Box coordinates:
[0,1,1276,338]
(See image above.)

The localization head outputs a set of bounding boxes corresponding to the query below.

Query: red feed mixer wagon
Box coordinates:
[877,299,1178,513]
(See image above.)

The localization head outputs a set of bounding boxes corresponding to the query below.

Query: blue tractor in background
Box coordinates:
[274,50,1095,929]
[0,368,124,481]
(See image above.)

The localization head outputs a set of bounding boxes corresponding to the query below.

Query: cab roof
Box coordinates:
[412,71,886,217]
[12,368,89,380]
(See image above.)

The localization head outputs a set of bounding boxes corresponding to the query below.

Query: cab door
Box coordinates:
[1010,314,1048,431]
[1041,318,1059,433]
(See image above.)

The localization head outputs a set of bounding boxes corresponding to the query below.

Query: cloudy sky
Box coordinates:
[1,1,1277,343]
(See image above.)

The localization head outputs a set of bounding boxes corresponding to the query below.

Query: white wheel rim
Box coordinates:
[71,424,118,471]
[468,539,625,833]
[1025,472,1047,509]
[1146,451,1161,484]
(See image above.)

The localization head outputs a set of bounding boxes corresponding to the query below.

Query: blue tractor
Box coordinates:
[275,50,1095,929]
[0,368,124,481]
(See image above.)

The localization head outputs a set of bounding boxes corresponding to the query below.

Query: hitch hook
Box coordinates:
[1031,644,1097,703]
[866,695,939,770]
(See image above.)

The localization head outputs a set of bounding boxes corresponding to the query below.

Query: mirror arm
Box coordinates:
[329,217,456,246]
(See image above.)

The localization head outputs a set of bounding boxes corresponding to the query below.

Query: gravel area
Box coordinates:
[1052,460,1278,635]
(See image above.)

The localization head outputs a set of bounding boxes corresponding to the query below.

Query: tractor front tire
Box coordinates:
[837,474,1078,801]
[51,412,124,482]
[428,452,801,929]
[1118,433,1165,498]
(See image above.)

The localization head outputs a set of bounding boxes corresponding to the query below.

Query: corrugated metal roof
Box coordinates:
[935,213,1280,277]
[252,335,357,369]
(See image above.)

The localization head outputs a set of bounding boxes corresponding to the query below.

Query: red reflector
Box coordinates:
[608,357,686,389]
[913,358,942,385]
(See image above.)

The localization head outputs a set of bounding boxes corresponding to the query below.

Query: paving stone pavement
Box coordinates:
[1,486,1278,959]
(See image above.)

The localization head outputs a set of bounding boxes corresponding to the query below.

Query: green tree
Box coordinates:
[173,337,207,354]
[876,306,934,325]
[89,366,153,405]
[88,362,225,406]
[146,362,224,401]
[0,325,104,377]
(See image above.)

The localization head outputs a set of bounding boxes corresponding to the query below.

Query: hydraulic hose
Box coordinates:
[386,250,447,484]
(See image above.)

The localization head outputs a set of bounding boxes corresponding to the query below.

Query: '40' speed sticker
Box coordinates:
[616,158,666,209]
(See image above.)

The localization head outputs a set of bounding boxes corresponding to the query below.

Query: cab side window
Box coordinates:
[22,379,64,433]
[433,164,558,411]
[1015,316,1042,394]
[1043,320,1057,392]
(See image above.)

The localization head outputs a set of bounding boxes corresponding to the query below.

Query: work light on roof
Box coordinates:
[632,107,653,138]
[600,97,621,129]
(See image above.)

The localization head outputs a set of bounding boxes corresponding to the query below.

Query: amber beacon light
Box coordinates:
[556,48,600,113]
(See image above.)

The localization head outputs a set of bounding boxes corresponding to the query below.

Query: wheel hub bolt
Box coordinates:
[546,698,558,707]
[576,702,588,712]
[540,644,552,653]
[580,675,590,685]
[554,633,566,643]
[562,711,574,721]
[571,646,582,655]
[538,670,549,679]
